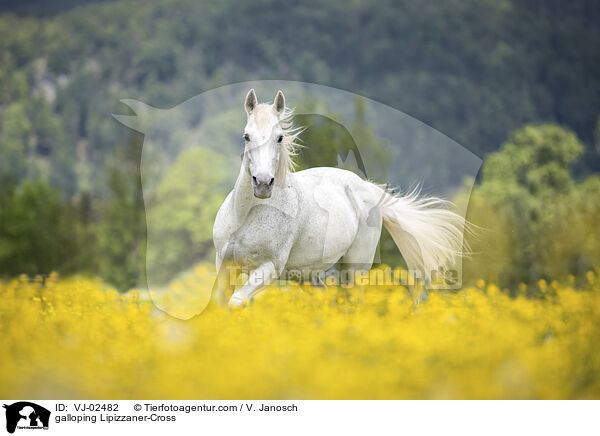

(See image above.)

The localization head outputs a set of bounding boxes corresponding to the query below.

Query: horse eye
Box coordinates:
[276,135,283,143]
[243,133,250,142]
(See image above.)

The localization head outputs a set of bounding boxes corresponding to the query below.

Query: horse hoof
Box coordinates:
[228,296,247,309]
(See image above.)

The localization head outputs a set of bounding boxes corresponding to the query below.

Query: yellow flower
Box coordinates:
[538,279,547,292]
[0,265,599,399]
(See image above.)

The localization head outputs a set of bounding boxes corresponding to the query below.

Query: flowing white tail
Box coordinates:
[377,185,468,277]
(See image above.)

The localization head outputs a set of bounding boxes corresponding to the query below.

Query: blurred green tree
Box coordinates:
[145,147,232,284]
[98,139,146,291]
[0,181,95,276]
[0,102,31,187]
[462,124,600,289]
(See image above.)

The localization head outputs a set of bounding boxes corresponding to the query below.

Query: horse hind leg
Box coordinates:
[295,270,327,296]
[339,216,381,286]
[310,273,327,288]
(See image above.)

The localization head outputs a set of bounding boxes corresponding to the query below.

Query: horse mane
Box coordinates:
[254,103,303,185]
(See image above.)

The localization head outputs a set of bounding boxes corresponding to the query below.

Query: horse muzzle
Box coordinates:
[252,175,274,199]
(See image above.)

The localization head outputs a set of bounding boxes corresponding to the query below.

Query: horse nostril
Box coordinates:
[269,178,274,186]
[252,176,257,184]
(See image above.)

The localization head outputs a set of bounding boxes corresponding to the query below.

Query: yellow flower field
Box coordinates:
[1,268,599,399]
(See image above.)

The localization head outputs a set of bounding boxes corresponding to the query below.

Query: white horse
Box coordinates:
[213,89,467,308]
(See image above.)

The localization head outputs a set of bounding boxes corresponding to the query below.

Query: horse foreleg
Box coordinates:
[216,256,238,308]
[229,262,277,309]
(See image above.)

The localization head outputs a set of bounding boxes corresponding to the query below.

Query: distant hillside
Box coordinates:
[1,0,598,191]
[0,0,113,16]
[1,0,599,285]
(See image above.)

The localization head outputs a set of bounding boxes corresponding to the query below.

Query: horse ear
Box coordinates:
[245,89,257,115]
[273,90,285,116]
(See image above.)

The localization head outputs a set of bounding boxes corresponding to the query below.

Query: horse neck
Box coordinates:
[231,164,257,220]
[230,158,291,221]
